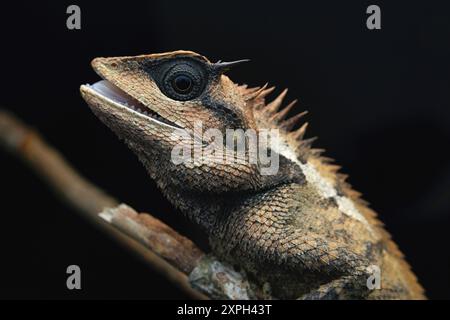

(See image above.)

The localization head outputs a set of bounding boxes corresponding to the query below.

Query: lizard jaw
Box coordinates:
[80,80,182,130]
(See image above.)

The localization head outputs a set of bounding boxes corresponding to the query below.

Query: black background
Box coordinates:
[0,0,449,299]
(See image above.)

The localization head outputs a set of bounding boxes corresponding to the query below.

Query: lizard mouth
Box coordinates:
[85,80,181,129]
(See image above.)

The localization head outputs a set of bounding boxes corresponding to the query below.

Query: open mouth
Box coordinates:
[87,80,181,129]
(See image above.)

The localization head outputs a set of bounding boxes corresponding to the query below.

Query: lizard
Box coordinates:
[80,50,425,299]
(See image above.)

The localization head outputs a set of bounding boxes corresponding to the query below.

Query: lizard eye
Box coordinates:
[160,61,206,101]
[171,74,193,94]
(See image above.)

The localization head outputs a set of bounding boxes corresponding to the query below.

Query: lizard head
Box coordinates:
[81,51,253,134]
[81,51,305,207]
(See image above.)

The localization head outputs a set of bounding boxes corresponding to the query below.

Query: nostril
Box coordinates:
[91,57,104,68]
[91,57,119,70]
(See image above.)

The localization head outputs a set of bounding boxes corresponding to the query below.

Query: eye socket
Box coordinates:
[160,61,207,101]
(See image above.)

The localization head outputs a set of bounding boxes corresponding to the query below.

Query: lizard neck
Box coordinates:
[157,169,304,236]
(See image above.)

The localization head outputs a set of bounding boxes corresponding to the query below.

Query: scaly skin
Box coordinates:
[80,51,425,299]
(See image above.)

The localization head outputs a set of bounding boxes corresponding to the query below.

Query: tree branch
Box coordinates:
[0,109,258,300]
[0,109,206,299]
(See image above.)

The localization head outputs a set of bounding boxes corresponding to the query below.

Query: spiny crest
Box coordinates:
[240,83,318,160]
[238,83,366,205]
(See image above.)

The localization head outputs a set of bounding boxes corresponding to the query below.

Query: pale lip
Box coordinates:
[80,80,182,129]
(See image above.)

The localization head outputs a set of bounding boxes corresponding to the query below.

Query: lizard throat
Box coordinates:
[88,80,180,129]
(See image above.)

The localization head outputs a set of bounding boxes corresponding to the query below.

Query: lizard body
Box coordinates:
[80,51,425,299]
